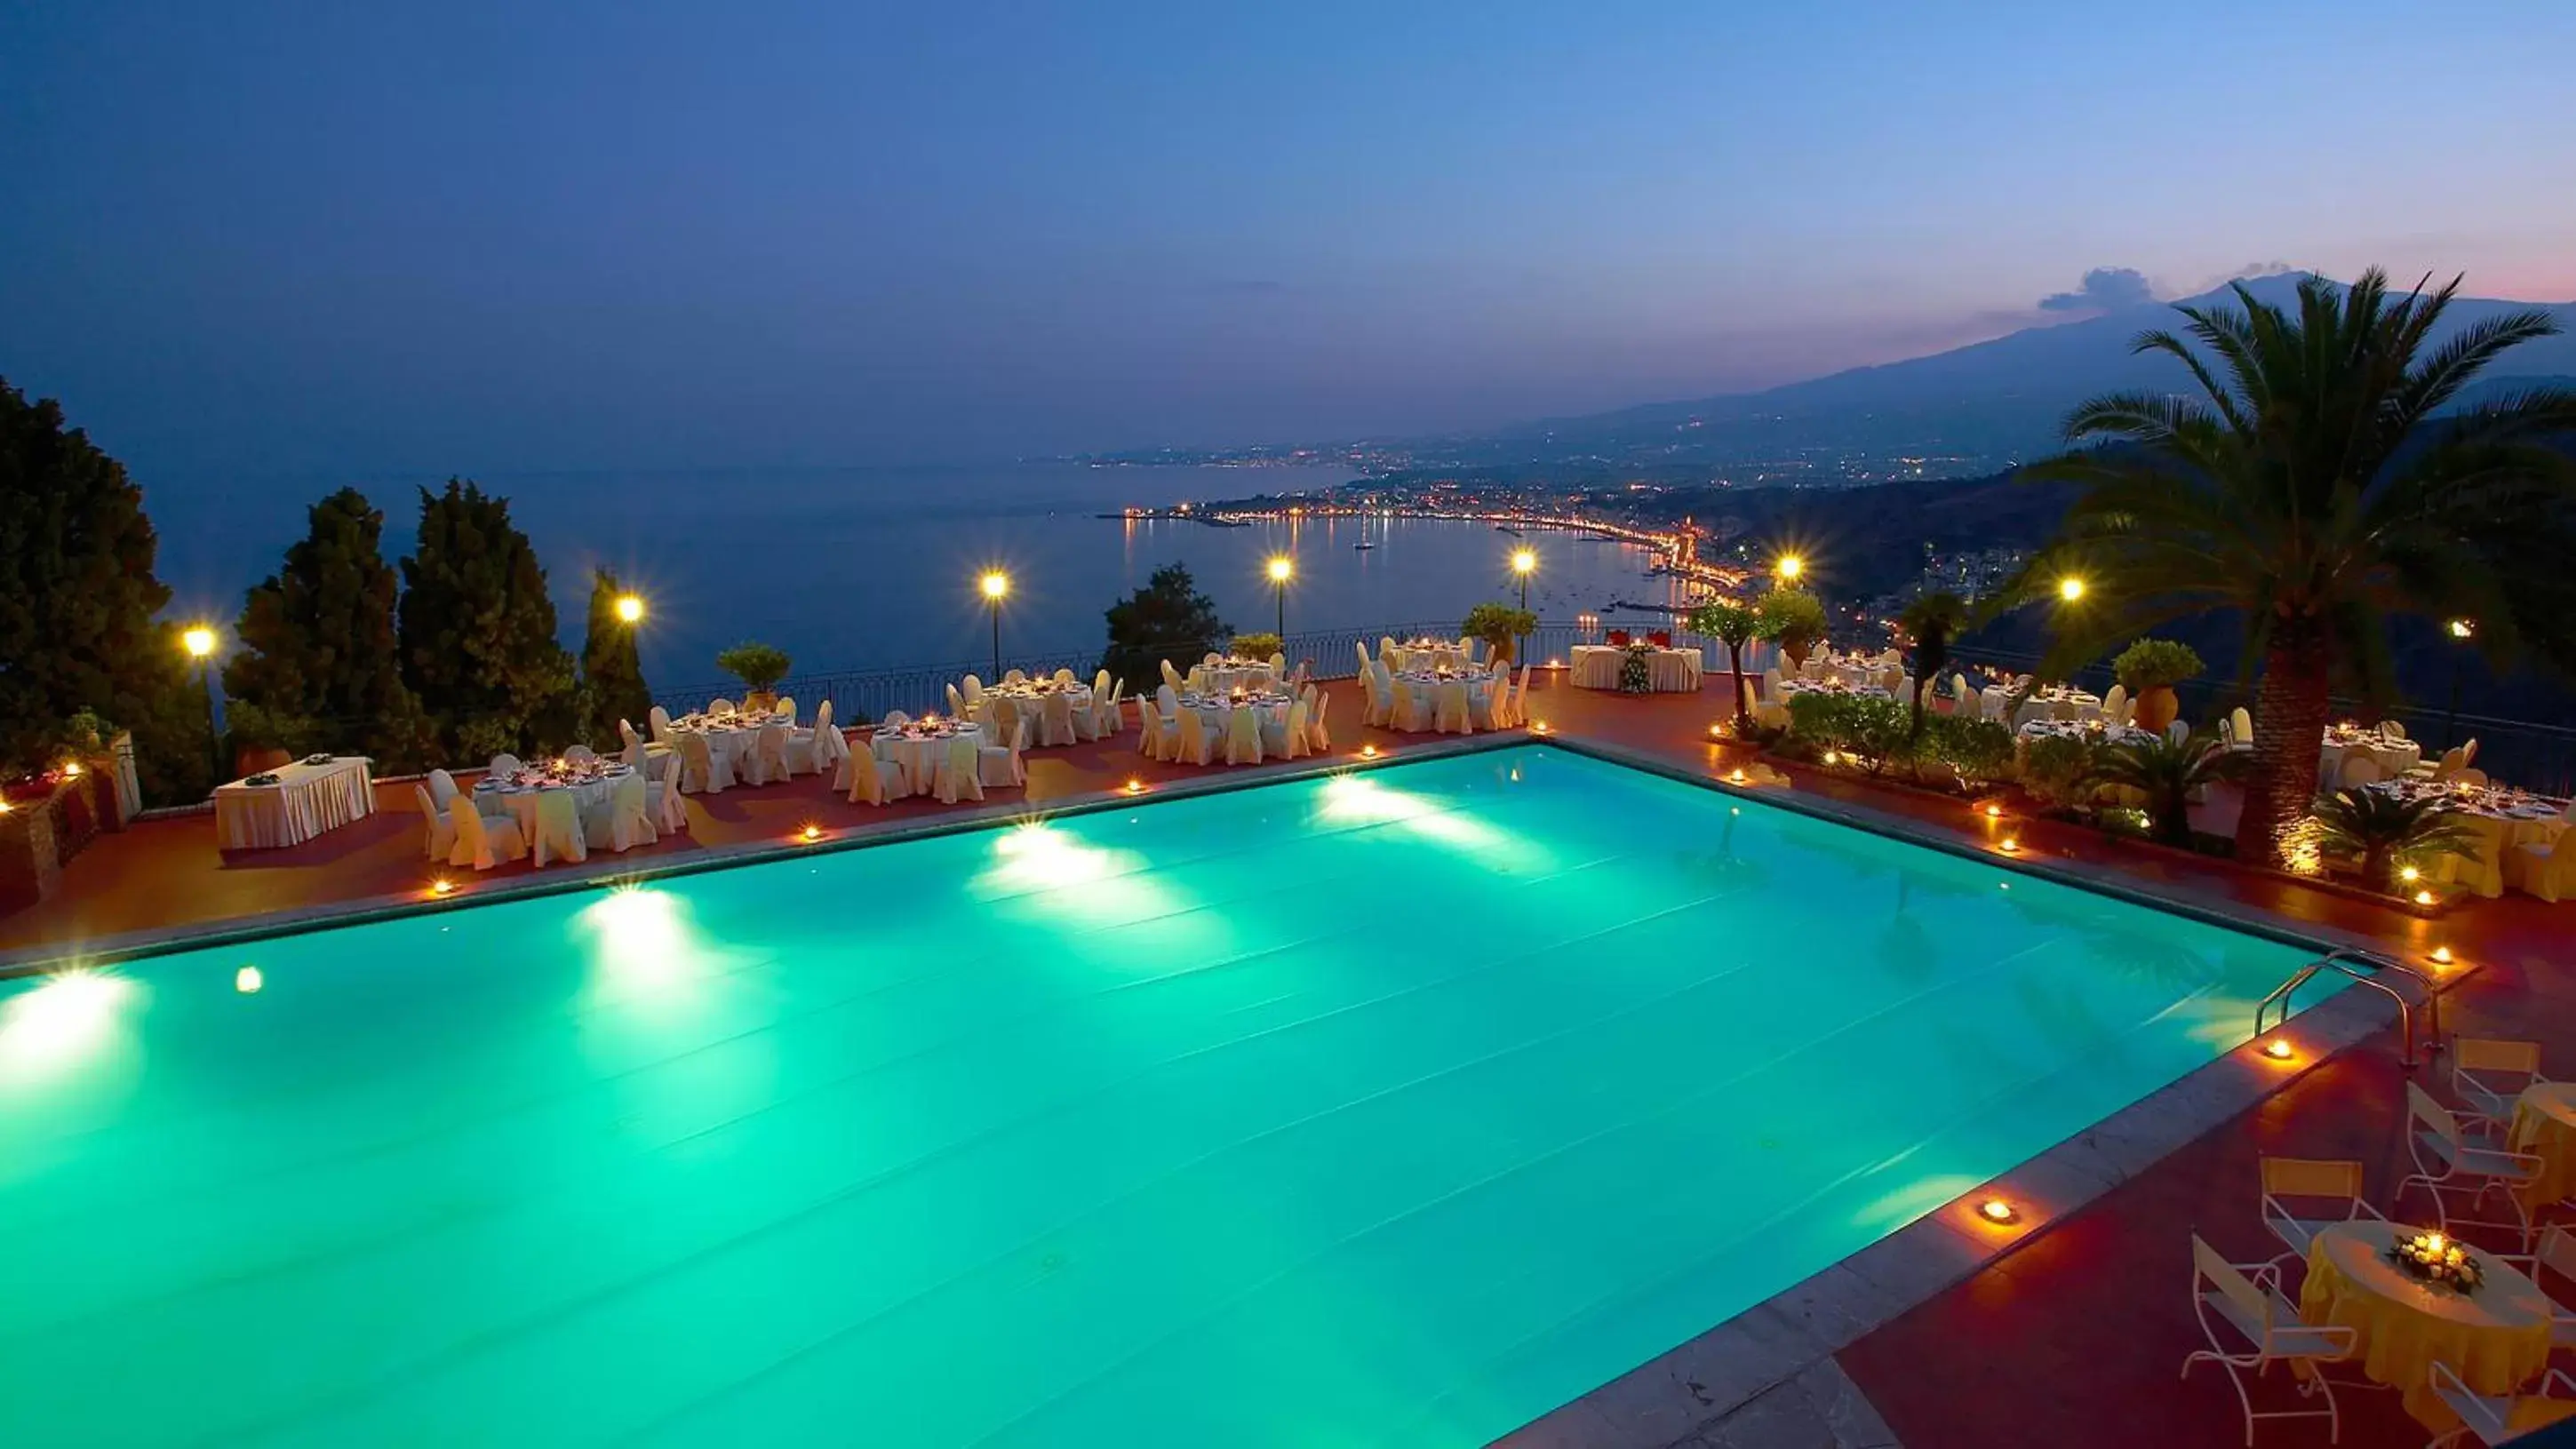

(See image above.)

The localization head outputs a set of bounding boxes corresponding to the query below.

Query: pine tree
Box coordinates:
[0,378,210,801]
[225,487,433,771]
[579,567,651,746]
[396,479,576,759]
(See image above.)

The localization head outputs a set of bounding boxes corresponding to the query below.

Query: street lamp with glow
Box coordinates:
[1265,555,1294,636]
[180,624,221,783]
[979,570,1010,680]
[1774,553,1804,583]
[614,593,645,625]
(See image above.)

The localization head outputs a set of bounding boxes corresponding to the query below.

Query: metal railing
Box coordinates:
[2252,948,2442,1071]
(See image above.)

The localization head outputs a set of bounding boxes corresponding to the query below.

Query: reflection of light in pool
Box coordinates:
[0,968,139,1083]
[1317,774,1521,857]
[977,823,1178,926]
[578,887,715,998]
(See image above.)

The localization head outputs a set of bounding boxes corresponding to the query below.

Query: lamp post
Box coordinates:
[181,624,220,784]
[1774,553,1804,585]
[2444,617,2474,746]
[1266,555,1294,637]
[1510,547,1537,662]
[614,593,644,625]
[979,570,1009,681]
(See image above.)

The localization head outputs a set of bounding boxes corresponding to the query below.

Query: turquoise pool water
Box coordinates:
[0,746,2319,1447]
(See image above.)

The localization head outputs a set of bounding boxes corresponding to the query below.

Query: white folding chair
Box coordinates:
[530,789,586,868]
[1307,687,1331,751]
[979,718,1027,788]
[935,733,985,803]
[1432,679,1471,735]
[2398,1080,2541,1248]
[1040,693,1078,748]
[584,772,656,853]
[2257,1158,2383,1273]
[2426,1362,2576,1448]
[1223,705,1262,766]
[2181,1234,2355,1446]
[2452,1038,2547,1135]
[679,731,730,794]
[846,745,909,806]
[647,752,688,832]
[1172,705,1213,767]
[488,752,522,779]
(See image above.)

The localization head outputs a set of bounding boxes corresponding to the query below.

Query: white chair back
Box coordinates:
[648,705,673,742]
[448,793,523,871]
[413,784,456,861]
[427,768,460,810]
[707,698,735,716]
[1002,668,1027,685]
[530,789,586,868]
[961,675,983,702]
[2231,706,2254,744]
[563,744,598,765]
[773,697,796,722]
[489,752,522,778]
[1224,705,1263,765]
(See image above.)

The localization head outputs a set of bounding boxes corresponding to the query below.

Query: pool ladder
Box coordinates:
[2252,948,2442,1071]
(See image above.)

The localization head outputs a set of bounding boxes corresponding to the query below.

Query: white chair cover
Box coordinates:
[1173,705,1213,766]
[1134,693,1164,758]
[427,768,460,812]
[848,748,909,805]
[489,752,522,778]
[738,722,790,786]
[1002,669,1027,685]
[563,744,598,765]
[679,731,730,794]
[1434,680,1472,735]
[978,719,1026,788]
[1039,692,1079,748]
[448,794,525,871]
[414,784,457,861]
[1275,697,1312,759]
[707,698,735,716]
[936,734,985,803]
[647,752,688,832]
[1091,679,1125,741]
[773,697,795,723]
[945,683,969,718]
[1308,688,1331,750]
[1224,705,1263,766]
[648,705,673,743]
[1160,658,1184,693]
[787,701,839,775]
[585,772,657,853]
[530,788,587,868]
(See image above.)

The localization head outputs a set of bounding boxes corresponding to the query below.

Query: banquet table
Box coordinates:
[872,721,985,792]
[666,710,792,786]
[2360,778,2572,897]
[1175,690,1293,736]
[979,681,1095,742]
[2017,718,2157,748]
[1987,684,2101,726]
[1568,643,1703,692]
[1384,641,1471,674]
[213,756,376,850]
[1191,657,1280,694]
[475,765,633,839]
[2299,1221,2556,1432]
[2509,1082,2576,1211]
[2320,727,2422,784]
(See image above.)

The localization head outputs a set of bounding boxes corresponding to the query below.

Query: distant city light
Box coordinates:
[2448,618,2475,640]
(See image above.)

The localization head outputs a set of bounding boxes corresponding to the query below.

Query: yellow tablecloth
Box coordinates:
[2510,1082,2576,1211]
[2301,1222,2554,1429]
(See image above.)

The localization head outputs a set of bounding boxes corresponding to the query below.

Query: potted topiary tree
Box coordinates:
[1756,587,1828,670]
[1228,632,1284,664]
[1462,601,1537,666]
[1685,598,1760,736]
[714,641,794,713]
[2112,637,2203,734]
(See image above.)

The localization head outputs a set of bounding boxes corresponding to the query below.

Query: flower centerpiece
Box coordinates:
[2386,1230,2482,1292]
[1617,640,1656,694]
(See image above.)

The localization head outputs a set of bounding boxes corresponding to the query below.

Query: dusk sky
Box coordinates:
[6,0,2574,481]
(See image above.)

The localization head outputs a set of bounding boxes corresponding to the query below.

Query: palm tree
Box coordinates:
[1687,598,1761,735]
[2007,270,2576,867]
[2093,729,2248,848]
[1895,591,1967,743]
[2310,788,2484,895]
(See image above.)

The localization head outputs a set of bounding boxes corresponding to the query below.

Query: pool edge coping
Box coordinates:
[1490,736,2422,1449]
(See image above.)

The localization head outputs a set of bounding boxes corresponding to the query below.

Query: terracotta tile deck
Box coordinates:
[6,671,2571,1447]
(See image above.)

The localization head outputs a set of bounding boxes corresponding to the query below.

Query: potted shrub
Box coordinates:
[1228,632,1284,663]
[1686,599,1761,736]
[1462,601,1537,666]
[2112,638,2202,733]
[2092,729,2247,847]
[1756,588,1829,670]
[2310,789,2483,896]
[714,641,794,712]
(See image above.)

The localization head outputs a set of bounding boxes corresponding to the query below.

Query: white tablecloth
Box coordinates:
[1985,686,2101,725]
[873,724,986,792]
[1176,693,1292,735]
[1385,641,1470,673]
[1569,645,1703,692]
[979,684,1094,743]
[1386,673,1500,726]
[213,757,376,850]
[1780,679,1892,702]
[2018,719,2156,748]
[2320,733,2420,784]
[666,712,791,785]
[475,769,631,839]
[2362,780,2573,897]
[1191,661,1279,694]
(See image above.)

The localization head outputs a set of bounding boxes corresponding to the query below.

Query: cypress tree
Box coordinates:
[1097,563,1230,693]
[579,567,651,745]
[225,487,433,771]
[0,378,210,800]
[396,479,576,760]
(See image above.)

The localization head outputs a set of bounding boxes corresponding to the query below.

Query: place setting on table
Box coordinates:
[2017,715,2157,747]
[1778,675,1891,702]
[213,752,377,850]
[2320,721,2423,779]
[1192,655,1282,693]
[870,712,984,792]
[1990,681,2102,724]
[473,755,636,837]
[1383,637,1471,674]
[1176,685,1295,731]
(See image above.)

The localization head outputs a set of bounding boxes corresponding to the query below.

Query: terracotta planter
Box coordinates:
[1783,641,1814,670]
[234,745,292,779]
[2133,685,2180,734]
[742,689,779,713]
[1482,636,1518,667]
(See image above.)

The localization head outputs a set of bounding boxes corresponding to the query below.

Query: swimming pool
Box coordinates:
[0,745,2322,1446]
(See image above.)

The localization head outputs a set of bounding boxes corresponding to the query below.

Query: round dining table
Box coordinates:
[666,711,791,784]
[2509,1081,2576,1211]
[872,721,985,792]
[475,766,633,838]
[980,681,1095,742]
[1175,690,1292,735]
[1192,658,1280,694]
[2299,1221,2556,1432]
[2319,728,2422,784]
[1385,641,1470,674]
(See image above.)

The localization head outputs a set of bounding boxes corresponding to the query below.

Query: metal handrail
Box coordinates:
[2253,947,2442,1071]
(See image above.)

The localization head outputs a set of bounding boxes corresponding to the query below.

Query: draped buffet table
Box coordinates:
[213,756,375,850]
[1568,644,1703,692]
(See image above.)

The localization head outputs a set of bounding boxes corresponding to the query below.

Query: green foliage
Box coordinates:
[1755,588,1828,655]
[225,487,434,773]
[1785,692,1908,769]
[2019,735,2103,812]
[397,480,576,759]
[2110,637,2204,693]
[1098,563,1231,692]
[580,568,652,743]
[1460,601,1537,645]
[1896,590,1968,735]
[2092,729,2245,846]
[1927,713,2016,789]
[2008,268,2576,864]
[1227,631,1284,662]
[2309,788,2485,894]
[1688,598,1763,728]
[714,641,794,694]
[0,378,209,802]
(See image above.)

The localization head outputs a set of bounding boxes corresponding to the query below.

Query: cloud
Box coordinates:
[2037,267,2157,314]
[2229,260,2296,281]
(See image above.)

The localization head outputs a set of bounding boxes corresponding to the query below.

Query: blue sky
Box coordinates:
[5,0,2573,478]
